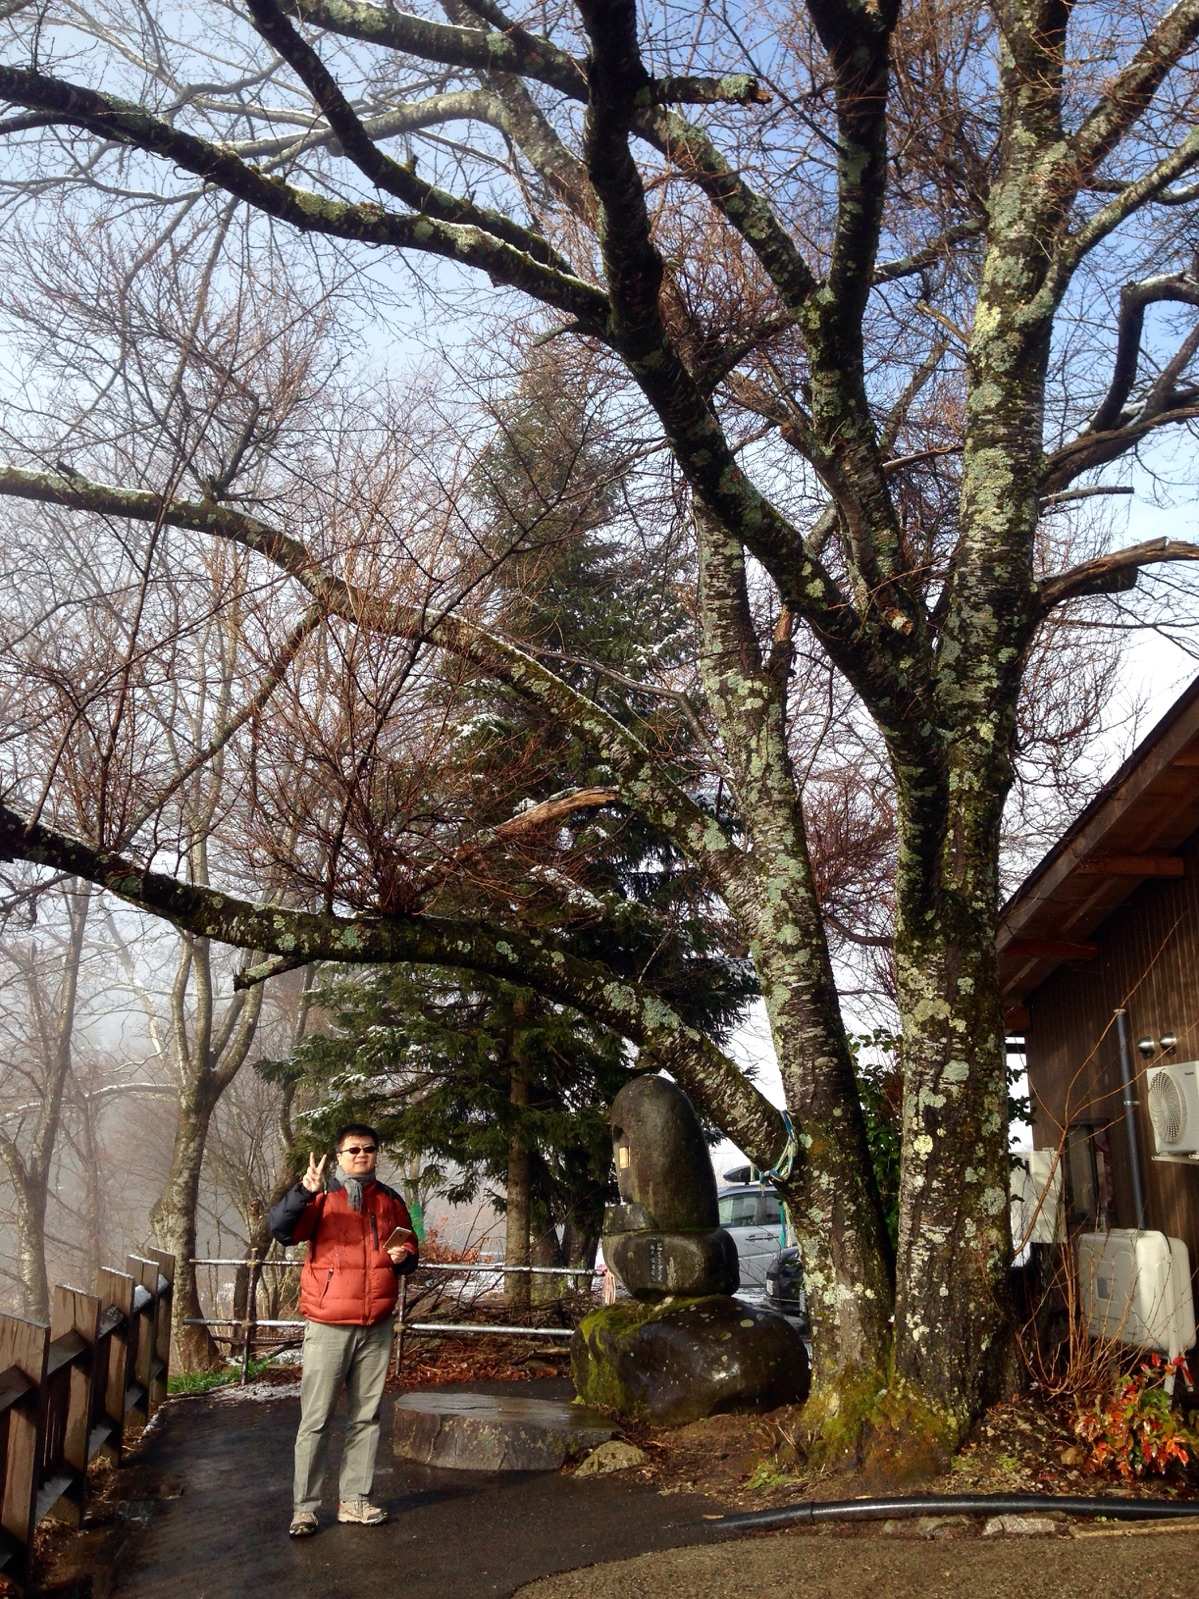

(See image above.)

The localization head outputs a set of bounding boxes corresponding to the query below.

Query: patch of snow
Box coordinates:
[206,1376,300,1404]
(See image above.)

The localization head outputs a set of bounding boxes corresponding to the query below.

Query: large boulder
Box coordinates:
[571,1294,810,1426]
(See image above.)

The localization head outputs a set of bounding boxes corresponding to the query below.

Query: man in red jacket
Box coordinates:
[269,1123,418,1539]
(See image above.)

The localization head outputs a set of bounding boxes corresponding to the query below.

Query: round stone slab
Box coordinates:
[393,1390,616,1472]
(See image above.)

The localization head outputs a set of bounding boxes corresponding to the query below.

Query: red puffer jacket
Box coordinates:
[270,1177,418,1326]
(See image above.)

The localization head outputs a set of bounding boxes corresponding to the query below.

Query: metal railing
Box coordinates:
[184,1254,601,1383]
[0,1248,174,1586]
[392,1263,598,1377]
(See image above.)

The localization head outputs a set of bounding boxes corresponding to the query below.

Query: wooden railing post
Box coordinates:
[95,1268,135,1455]
[0,1312,49,1585]
[144,1248,175,1408]
[49,1286,102,1528]
[126,1258,156,1427]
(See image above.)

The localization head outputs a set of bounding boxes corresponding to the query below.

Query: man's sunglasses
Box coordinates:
[341,1145,377,1155]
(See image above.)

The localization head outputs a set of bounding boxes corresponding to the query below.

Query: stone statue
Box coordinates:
[572,1072,810,1426]
[603,1075,739,1299]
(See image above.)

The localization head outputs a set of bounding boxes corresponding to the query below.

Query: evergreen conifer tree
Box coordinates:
[273,358,753,1303]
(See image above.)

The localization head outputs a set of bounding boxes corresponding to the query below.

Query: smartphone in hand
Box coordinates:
[383,1225,416,1253]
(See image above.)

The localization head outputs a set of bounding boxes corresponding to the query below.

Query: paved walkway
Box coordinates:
[110,1384,724,1599]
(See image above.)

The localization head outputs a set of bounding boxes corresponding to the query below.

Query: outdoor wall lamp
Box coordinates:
[1137,1033,1178,1057]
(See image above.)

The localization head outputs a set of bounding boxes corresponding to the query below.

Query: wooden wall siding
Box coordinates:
[1028,829,1199,1259]
[999,681,1199,1010]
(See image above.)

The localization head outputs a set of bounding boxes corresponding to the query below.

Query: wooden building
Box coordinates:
[1000,675,1199,1259]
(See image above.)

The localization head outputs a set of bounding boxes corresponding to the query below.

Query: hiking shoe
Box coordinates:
[338,1498,387,1525]
[289,1511,319,1538]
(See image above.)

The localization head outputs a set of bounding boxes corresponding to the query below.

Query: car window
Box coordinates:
[759,1193,782,1228]
[718,1193,759,1227]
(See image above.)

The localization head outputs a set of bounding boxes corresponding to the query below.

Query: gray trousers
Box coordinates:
[293,1317,393,1513]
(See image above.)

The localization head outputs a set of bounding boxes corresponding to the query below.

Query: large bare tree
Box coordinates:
[0,0,1198,1446]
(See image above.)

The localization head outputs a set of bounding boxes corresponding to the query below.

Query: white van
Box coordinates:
[716,1180,789,1290]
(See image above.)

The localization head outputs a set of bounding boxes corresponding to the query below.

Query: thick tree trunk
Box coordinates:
[695,509,894,1390]
[231,1202,270,1324]
[560,1211,601,1275]
[0,884,92,1323]
[881,67,1062,1428]
[891,746,1019,1434]
[763,942,895,1388]
[529,1213,562,1310]
[559,1142,607,1273]
[10,1171,49,1321]
[893,904,1011,1426]
[504,1057,532,1317]
[79,1096,107,1282]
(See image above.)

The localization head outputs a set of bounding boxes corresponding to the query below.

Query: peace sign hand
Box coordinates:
[301,1152,328,1194]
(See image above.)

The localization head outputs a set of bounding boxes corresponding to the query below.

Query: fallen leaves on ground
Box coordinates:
[388,1333,572,1390]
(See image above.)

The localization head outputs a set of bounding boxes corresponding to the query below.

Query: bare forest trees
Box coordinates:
[0,883,92,1316]
[0,0,1197,1442]
[0,233,329,1356]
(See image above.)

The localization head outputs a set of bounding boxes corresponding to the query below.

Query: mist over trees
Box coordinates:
[0,0,1196,1447]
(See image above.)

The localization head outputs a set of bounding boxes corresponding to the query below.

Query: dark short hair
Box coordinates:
[335,1122,380,1149]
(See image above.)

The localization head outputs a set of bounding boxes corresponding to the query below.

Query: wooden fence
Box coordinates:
[0,1248,174,1587]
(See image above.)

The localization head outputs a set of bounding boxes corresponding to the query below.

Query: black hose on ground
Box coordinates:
[715,1493,1199,1532]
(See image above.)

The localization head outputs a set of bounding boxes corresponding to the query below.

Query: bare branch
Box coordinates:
[1042,398,1199,492]
[873,222,982,284]
[243,0,570,272]
[1038,537,1199,612]
[436,785,617,868]
[651,73,769,106]
[0,464,746,892]
[1066,0,1199,187]
[0,799,788,1165]
[1040,484,1133,509]
[1044,127,1199,295]
[0,64,610,328]
[1085,273,1199,434]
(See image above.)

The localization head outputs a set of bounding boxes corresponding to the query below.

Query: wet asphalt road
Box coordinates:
[109,1384,725,1599]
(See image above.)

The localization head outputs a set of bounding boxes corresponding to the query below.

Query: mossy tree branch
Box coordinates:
[0,63,610,329]
[0,798,788,1167]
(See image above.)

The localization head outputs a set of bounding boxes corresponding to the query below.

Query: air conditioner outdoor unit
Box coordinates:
[1146,1062,1199,1157]
[1076,1229,1197,1359]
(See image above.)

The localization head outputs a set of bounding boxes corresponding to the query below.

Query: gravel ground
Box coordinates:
[516,1521,1199,1599]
